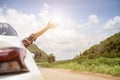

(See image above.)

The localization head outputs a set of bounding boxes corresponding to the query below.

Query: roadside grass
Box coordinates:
[38,58,120,76]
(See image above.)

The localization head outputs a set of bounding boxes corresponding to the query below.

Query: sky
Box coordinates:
[0,0,120,60]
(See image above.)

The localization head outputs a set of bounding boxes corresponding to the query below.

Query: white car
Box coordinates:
[0,23,43,80]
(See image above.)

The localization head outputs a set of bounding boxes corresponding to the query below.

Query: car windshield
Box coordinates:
[0,23,18,36]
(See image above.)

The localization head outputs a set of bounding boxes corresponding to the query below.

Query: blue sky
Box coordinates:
[1,0,120,22]
[0,0,120,60]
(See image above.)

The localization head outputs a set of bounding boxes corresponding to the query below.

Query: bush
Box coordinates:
[38,58,120,76]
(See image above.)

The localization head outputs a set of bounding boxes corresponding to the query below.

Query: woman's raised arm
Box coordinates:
[22,21,56,47]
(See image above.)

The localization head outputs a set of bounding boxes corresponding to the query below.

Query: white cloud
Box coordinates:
[36,17,104,60]
[38,3,50,23]
[104,16,120,31]
[0,8,39,39]
[43,3,49,9]
[88,14,99,24]
[0,8,6,22]
[0,8,3,15]
[0,16,6,22]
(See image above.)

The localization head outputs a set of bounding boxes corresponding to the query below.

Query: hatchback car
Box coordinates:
[0,23,43,80]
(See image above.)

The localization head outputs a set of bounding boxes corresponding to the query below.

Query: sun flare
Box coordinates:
[50,12,66,24]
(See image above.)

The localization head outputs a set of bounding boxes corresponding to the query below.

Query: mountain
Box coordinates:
[27,44,48,62]
[81,32,120,59]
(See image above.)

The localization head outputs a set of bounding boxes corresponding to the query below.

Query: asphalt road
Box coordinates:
[39,67,120,80]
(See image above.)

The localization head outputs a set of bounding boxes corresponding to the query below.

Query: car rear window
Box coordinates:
[0,23,18,36]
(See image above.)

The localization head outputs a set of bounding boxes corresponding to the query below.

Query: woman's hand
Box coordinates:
[45,20,57,30]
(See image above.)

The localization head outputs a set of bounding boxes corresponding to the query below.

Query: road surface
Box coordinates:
[39,67,120,80]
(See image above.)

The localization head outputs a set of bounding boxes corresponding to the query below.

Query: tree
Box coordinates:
[48,53,56,63]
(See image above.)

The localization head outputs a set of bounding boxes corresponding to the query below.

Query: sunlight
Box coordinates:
[50,12,65,24]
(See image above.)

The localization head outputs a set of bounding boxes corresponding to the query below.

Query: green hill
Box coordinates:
[27,44,48,62]
[39,32,120,76]
[82,32,120,59]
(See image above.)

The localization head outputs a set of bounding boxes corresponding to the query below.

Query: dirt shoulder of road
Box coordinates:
[54,68,120,80]
[40,67,120,80]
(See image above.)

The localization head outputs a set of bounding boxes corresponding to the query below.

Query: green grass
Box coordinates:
[38,57,120,76]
